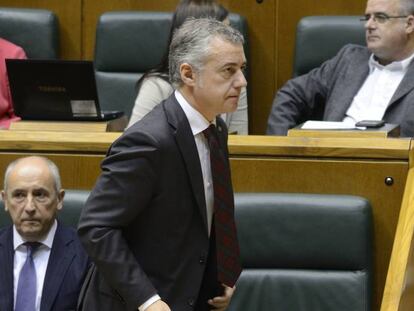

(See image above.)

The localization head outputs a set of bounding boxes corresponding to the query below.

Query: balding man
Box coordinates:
[267,0,414,137]
[0,156,89,311]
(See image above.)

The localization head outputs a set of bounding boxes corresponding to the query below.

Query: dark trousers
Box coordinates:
[195,228,222,311]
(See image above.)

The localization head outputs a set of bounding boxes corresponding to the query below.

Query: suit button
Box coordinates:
[188,298,195,306]
[199,255,206,264]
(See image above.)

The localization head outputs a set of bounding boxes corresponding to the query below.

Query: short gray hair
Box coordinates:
[399,0,414,14]
[3,156,62,192]
[169,17,244,88]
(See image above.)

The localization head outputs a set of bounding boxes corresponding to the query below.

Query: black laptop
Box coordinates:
[6,59,123,121]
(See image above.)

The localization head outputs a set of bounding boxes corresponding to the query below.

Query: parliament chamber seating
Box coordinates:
[0,189,90,228]
[0,187,374,310]
[0,7,59,59]
[93,11,248,119]
[293,15,365,77]
[229,193,373,311]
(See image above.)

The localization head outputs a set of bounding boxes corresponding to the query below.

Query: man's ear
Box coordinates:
[180,63,196,86]
[406,15,414,33]
[1,190,8,212]
[56,189,65,211]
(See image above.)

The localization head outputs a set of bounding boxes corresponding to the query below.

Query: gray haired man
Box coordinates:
[78,18,247,311]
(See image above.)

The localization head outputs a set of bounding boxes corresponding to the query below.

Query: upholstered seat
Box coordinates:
[0,7,59,59]
[94,11,248,119]
[293,16,365,77]
[228,193,373,311]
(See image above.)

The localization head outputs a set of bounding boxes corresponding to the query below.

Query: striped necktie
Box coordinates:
[15,242,41,311]
[203,124,242,288]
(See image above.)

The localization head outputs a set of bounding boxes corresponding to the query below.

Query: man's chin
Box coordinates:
[366,41,382,54]
[18,222,42,236]
[225,98,239,111]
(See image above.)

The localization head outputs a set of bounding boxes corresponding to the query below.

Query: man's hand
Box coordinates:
[145,300,171,311]
[207,285,235,311]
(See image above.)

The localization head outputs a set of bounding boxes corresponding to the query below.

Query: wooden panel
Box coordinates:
[0,152,104,189]
[229,135,411,159]
[0,131,119,152]
[9,117,128,132]
[381,167,414,311]
[0,0,82,59]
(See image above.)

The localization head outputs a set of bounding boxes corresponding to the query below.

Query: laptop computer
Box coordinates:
[6,59,124,121]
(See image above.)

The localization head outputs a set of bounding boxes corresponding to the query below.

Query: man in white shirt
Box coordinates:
[77,18,246,311]
[0,156,89,311]
[267,0,414,136]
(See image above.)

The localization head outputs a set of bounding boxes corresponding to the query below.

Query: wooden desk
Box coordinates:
[288,123,401,138]
[9,116,128,132]
[0,131,412,310]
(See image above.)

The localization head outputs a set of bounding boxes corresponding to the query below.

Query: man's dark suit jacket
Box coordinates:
[0,222,90,311]
[77,94,229,311]
[267,44,414,137]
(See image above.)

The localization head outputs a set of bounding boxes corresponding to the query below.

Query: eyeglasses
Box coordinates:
[360,13,408,24]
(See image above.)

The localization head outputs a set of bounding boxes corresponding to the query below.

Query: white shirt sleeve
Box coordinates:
[138,294,161,310]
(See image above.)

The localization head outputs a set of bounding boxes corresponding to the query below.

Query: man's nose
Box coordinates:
[365,16,376,29]
[24,195,36,212]
[235,70,247,88]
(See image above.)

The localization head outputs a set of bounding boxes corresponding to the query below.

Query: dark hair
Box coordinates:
[135,0,229,93]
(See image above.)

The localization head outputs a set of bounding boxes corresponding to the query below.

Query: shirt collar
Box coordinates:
[13,219,57,251]
[174,90,215,136]
[369,52,414,73]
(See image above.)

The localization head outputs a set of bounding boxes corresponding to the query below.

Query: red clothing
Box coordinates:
[0,38,26,129]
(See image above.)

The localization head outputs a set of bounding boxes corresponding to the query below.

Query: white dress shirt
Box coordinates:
[343,53,414,125]
[13,220,57,311]
[139,90,214,310]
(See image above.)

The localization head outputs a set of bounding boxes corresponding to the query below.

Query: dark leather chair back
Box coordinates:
[0,7,59,59]
[94,11,248,119]
[228,193,373,311]
[293,16,365,77]
[0,189,89,228]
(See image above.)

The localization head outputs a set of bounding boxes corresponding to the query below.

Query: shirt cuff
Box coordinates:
[138,295,161,311]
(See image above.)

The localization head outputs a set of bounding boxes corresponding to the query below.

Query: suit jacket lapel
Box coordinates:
[325,52,370,120]
[163,95,209,234]
[387,60,414,109]
[0,227,14,311]
[40,223,75,311]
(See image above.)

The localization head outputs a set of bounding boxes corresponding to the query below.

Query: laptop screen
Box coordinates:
[6,59,122,121]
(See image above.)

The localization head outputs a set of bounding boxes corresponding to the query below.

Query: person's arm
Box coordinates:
[127,76,173,128]
[266,45,352,135]
[14,45,27,59]
[4,41,27,127]
[227,86,248,135]
[78,129,161,309]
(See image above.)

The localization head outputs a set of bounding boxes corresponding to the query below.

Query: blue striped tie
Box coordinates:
[15,242,41,311]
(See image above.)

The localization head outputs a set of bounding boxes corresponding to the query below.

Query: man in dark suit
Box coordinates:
[267,0,414,136]
[0,156,89,311]
[77,18,246,311]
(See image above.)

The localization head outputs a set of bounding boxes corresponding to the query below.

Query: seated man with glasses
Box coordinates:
[267,0,414,137]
